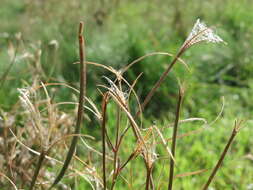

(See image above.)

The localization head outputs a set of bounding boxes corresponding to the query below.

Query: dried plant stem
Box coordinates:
[150,174,155,190]
[50,21,86,189]
[29,149,45,190]
[201,122,241,190]
[110,153,118,190]
[137,51,184,117]
[104,127,114,151]
[0,171,18,190]
[110,106,121,190]
[145,165,153,190]
[102,93,109,190]
[119,152,136,172]
[3,127,11,178]
[115,106,121,145]
[168,88,184,190]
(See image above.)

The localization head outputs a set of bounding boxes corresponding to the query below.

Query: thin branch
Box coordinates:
[168,87,184,190]
[102,93,109,190]
[0,171,18,190]
[145,166,152,190]
[136,51,184,117]
[29,150,45,190]
[201,120,243,190]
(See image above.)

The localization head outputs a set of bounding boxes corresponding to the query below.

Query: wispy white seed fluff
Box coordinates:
[17,88,35,114]
[103,76,128,105]
[183,19,225,49]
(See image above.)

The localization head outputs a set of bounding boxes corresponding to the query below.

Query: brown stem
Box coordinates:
[29,150,45,190]
[110,152,118,190]
[104,127,115,151]
[201,124,240,190]
[145,165,152,190]
[102,93,109,190]
[115,105,121,147]
[136,50,184,117]
[111,106,121,190]
[150,174,155,190]
[50,21,86,189]
[119,152,136,172]
[168,88,183,190]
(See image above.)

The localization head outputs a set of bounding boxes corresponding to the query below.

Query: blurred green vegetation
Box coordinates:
[0,0,252,189]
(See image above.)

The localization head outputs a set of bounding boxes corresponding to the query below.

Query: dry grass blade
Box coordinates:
[9,128,100,188]
[108,90,145,145]
[50,21,87,189]
[9,128,89,166]
[179,118,207,125]
[209,96,225,126]
[73,155,103,185]
[80,137,113,161]
[98,82,141,140]
[0,171,18,190]
[175,169,208,178]
[84,61,144,123]
[18,87,43,142]
[48,101,101,120]
[41,82,56,147]
[9,128,60,164]
[121,52,186,74]
[47,134,94,152]
[153,125,175,162]
[166,128,204,142]
[34,82,79,93]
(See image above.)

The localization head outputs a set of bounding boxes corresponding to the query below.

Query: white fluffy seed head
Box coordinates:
[183,19,225,49]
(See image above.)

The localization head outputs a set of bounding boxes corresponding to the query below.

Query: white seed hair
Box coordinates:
[183,19,225,49]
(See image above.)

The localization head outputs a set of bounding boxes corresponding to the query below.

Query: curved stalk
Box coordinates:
[50,21,86,189]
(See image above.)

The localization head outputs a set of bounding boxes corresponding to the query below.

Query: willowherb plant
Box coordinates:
[0,19,244,190]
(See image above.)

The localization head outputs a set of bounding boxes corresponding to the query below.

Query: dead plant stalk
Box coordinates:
[168,87,184,190]
[50,21,86,189]
[202,121,242,190]
[102,93,109,190]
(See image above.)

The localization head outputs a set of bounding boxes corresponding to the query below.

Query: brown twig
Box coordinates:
[201,120,243,190]
[168,87,184,190]
[29,149,45,190]
[50,21,86,189]
[145,165,152,190]
[102,93,109,190]
[136,51,184,117]
[110,105,121,190]
[0,171,18,190]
